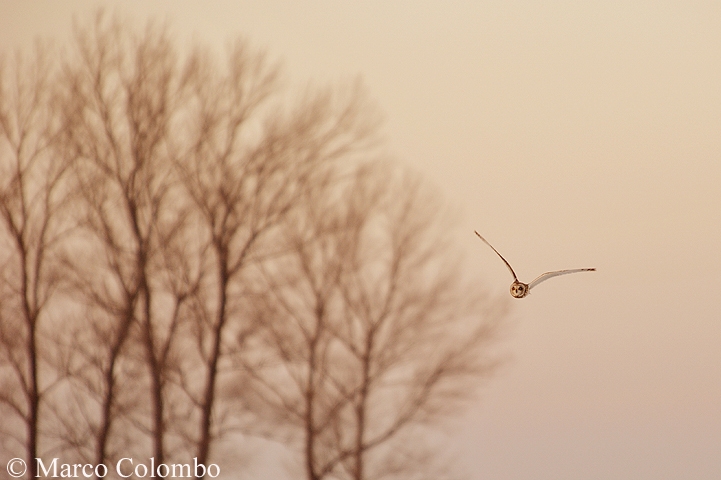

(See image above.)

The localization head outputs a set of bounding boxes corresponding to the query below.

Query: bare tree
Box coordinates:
[0,42,70,478]
[1,12,505,480]
[174,40,380,475]
[53,12,380,477]
[240,163,506,480]
[55,12,194,468]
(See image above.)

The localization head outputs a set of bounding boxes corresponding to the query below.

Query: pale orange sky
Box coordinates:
[2,2,720,479]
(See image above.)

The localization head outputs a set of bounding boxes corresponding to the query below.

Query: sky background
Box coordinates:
[2,2,720,479]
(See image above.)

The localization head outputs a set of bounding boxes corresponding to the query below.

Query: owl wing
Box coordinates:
[528,268,596,290]
[474,231,518,281]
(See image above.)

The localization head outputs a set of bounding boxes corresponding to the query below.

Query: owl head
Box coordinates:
[510,281,529,298]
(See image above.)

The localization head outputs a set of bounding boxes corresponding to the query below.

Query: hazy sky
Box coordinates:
[2,2,720,479]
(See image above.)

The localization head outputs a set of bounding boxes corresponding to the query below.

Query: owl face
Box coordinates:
[510,281,529,298]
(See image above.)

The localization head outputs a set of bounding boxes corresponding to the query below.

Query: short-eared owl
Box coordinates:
[474,231,595,298]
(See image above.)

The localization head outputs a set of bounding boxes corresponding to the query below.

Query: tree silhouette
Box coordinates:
[173,36,379,474]
[55,13,196,467]
[0,11,506,480]
[0,41,74,478]
[239,163,505,480]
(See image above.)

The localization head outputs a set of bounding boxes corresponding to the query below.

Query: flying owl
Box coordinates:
[475,231,595,298]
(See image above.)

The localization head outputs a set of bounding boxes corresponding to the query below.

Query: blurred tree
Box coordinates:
[175,41,378,473]
[0,42,70,478]
[53,11,381,478]
[0,11,505,480]
[55,12,195,468]
[239,163,505,480]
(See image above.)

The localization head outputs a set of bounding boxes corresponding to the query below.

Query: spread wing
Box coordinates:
[474,231,518,281]
[528,268,596,290]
